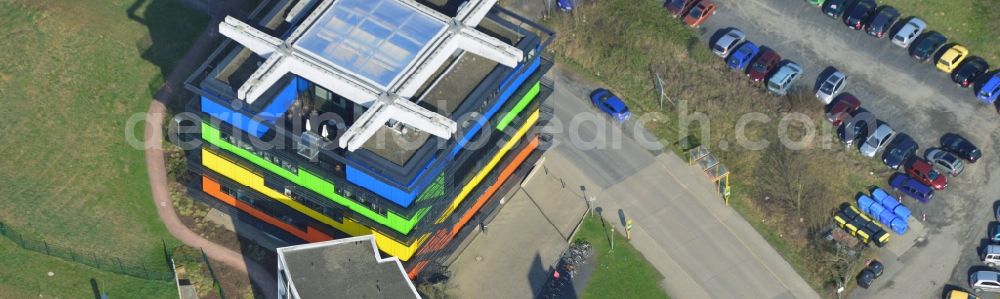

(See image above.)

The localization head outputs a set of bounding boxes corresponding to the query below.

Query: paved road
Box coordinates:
[543,67,820,299]
[699,0,1000,297]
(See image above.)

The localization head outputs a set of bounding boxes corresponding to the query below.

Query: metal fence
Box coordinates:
[0,221,175,281]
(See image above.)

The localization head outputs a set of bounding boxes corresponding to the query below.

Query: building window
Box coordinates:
[263,176,284,193]
[219,131,298,174]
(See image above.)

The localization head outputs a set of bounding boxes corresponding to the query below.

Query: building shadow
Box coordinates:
[530,252,579,299]
[126,0,216,104]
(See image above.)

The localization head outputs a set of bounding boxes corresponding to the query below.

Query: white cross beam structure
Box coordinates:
[217,0,523,152]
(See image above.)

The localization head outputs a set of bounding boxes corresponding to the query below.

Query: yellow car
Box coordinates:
[946,289,979,299]
[937,44,969,73]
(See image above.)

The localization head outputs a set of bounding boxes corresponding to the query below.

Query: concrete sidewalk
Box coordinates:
[448,161,588,299]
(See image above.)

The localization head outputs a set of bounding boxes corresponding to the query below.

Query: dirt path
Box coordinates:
[142,1,278,298]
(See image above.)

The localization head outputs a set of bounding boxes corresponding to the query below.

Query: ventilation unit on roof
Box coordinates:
[297,131,323,161]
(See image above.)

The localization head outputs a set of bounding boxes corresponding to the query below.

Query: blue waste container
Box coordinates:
[893,204,911,220]
[889,217,908,234]
[857,195,877,215]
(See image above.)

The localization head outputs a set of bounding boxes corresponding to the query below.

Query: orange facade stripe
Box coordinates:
[408,261,429,280]
[201,176,333,243]
[450,136,540,236]
[408,135,540,279]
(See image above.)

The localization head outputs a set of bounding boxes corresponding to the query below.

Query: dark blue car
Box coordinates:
[727,41,759,71]
[882,133,918,169]
[889,173,934,202]
[590,88,631,122]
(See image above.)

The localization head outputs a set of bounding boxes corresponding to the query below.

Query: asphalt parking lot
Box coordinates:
[698,0,1000,297]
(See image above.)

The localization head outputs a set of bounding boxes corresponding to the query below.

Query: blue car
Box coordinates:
[889,173,934,202]
[978,72,1000,104]
[590,88,631,122]
[881,133,917,170]
[557,0,574,11]
[727,41,760,71]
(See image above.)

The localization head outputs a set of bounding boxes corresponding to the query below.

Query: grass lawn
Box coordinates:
[0,237,176,298]
[543,0,887,292]
[0,0,207,294]
[574,215,669,299]
[877,0,1000,62]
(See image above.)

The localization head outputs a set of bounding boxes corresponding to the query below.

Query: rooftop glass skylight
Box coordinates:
[294,0,447,87]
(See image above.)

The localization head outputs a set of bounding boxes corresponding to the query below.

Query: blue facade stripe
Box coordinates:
[449,55,542,158]
[345,165,420,207]
[258,78,300,123]
[201,97,270,138]
[201,78,301,138]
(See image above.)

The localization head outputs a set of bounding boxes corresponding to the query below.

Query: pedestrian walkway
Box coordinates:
[448,158,587,299]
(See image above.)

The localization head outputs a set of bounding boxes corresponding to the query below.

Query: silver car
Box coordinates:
[712,29,746,58]
[971,270,1000,293]
[892,18,926,48]
[859,123,895,158]
[816,71,847,104]
[767,62,802,96]
[925,148,965,176]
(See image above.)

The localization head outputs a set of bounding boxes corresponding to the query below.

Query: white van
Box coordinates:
[983,245,1000,267]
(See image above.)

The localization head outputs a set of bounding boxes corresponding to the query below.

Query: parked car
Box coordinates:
[937,44,970,73]
[979,72,1000,104]
[817,70,847,104]
[844,0,877,30]
[865,6,899,38]
[941,133,982,163]
[926,148,965,176]
[984,245,1000,267]
[823,0,850,18]
[952,57,990,88]
[556,0,574,11]
[910,31,947,62]
[665,0,697,18]
[947,290,981,299]
[806,0,826,6]
[996,204,1000,222]
[766,61,802,96]
[882,133,916,169]
[837,109,876,145]
[683,0,716,27]
[970,270,1000,293]
[826,93,861,126]
[748,48,781,83]
[590,88,631,122]
[889,173,935,202]
[857,259,884,289]
[990,224,1000,244]
[860,123,896,158]
[712,29,746,58]
[891,18,926,48]
[906,158,947,190]
[727,41,760,71]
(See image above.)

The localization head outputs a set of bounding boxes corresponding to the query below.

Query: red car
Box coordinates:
[665,0,697,18]
[683,0,717,27]
[747,48,780,83]
[906,158,948,190]
[825,94,861,126]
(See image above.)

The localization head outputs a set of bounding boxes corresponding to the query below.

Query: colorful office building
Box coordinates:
[177,0,554,279]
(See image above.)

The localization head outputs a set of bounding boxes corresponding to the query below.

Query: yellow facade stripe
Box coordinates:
[436,109,541,223]
[201,149,428,260]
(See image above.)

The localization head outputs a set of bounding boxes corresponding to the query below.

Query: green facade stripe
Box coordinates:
[496,81,542,131]
[201,122,426,234]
